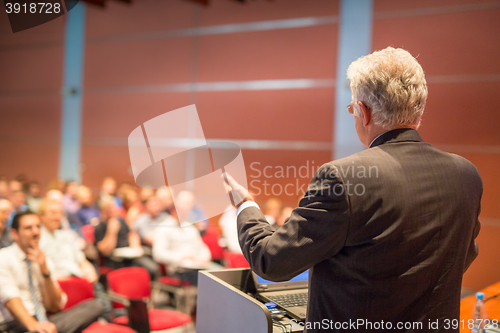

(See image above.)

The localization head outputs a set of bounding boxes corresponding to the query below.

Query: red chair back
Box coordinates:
[224,252,250,268]
[107,267,151,309]
[82,225,95,244]
[201,226,224,260]
[58,277,95,310]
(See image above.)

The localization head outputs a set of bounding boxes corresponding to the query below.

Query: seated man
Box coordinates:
[38,199,97,283]
[45,190,97,262]
[133,196,169,246]
[7,190,28,227]
[0,199,13,249]
[75,186,99,226]
[95,198,158,279]
[153,192,217,286]
[0,211,103,333]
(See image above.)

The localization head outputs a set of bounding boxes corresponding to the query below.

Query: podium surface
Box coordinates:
[197,269,273,333]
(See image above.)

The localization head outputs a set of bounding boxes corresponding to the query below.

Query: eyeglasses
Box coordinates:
[347,104,354,115]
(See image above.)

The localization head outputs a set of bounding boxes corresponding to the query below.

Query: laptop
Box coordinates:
[252,270,309,321]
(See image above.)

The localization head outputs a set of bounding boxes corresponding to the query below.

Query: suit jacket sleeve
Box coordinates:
[237,164,350,281]
[464,207,481,273]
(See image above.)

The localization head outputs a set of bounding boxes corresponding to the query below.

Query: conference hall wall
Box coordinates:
[0,0,498,290]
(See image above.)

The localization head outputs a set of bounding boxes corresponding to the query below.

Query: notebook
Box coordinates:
[252,270,309,321]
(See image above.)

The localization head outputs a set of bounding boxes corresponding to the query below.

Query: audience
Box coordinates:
[0,180,10,199]
[0,211,104,333]
[94,198,158,279]
[0,199,13,249]
[174,191,209,235]
[7,190,28,227]
[218,206,241,254]
[156,186,175,215]
[62,181,80,214]
[134,196,169,246]
[263,198,282,225]
[153,191,213,286]
[26,181,43,213]
[45,190,97,261]
[275,206,294,229]
[97,177,122,209]
[8,180,23,193]
[48,178,66,193]
[38,199,98,283]
[121,188,143,227]
[0,172,294,327]
[75,186,99,226]
[139,188,155,205]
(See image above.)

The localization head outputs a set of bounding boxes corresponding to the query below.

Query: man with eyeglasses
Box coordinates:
[225,47,482,332]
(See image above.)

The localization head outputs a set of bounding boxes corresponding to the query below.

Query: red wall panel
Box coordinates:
[197,25,338,82]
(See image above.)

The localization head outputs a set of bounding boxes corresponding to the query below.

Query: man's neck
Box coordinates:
[15,241,29,255]
[367,125,418,148]
[44,227,56,234]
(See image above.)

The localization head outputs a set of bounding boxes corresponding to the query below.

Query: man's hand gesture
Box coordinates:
[222,173,254,208]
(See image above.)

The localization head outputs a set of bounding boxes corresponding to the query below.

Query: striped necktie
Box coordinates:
[25,259,47,322]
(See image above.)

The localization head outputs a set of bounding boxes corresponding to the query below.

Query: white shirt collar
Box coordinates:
[10,242,27,261]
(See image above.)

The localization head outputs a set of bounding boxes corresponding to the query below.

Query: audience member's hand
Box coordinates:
[26,246,49,275]
[222,173,254,208]
[27,320,57,333]
[90,217,100,226]
[107,217,121,235]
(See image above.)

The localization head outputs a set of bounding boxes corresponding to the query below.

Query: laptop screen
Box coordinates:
[256,270,309,284]
[254,270,309,291]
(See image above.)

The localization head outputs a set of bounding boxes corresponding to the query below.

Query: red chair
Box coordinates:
[82,225,95,244]
[57,277,135,333]
[201,226,225,262]
[224,252,250,268]
[107,267,192,332]
[58,277,95,311]
[152,264,196,316]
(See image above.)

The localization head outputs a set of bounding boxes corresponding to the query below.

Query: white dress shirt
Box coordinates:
[39,228,86,278]
[152,217,211,269]
[0,243,66,323]
[236,201,261,217]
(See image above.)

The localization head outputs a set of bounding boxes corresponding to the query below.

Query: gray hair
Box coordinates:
[346,47,428,129]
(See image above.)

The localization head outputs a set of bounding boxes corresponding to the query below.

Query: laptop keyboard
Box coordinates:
[267,292,308,307]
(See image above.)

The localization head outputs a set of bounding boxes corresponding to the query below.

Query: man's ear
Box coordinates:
[358,102,371,127]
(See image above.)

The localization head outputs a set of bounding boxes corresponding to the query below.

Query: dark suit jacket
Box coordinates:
[237,129,482,332]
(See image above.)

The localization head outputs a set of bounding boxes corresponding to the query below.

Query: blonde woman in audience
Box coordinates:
[122,188,143,227]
